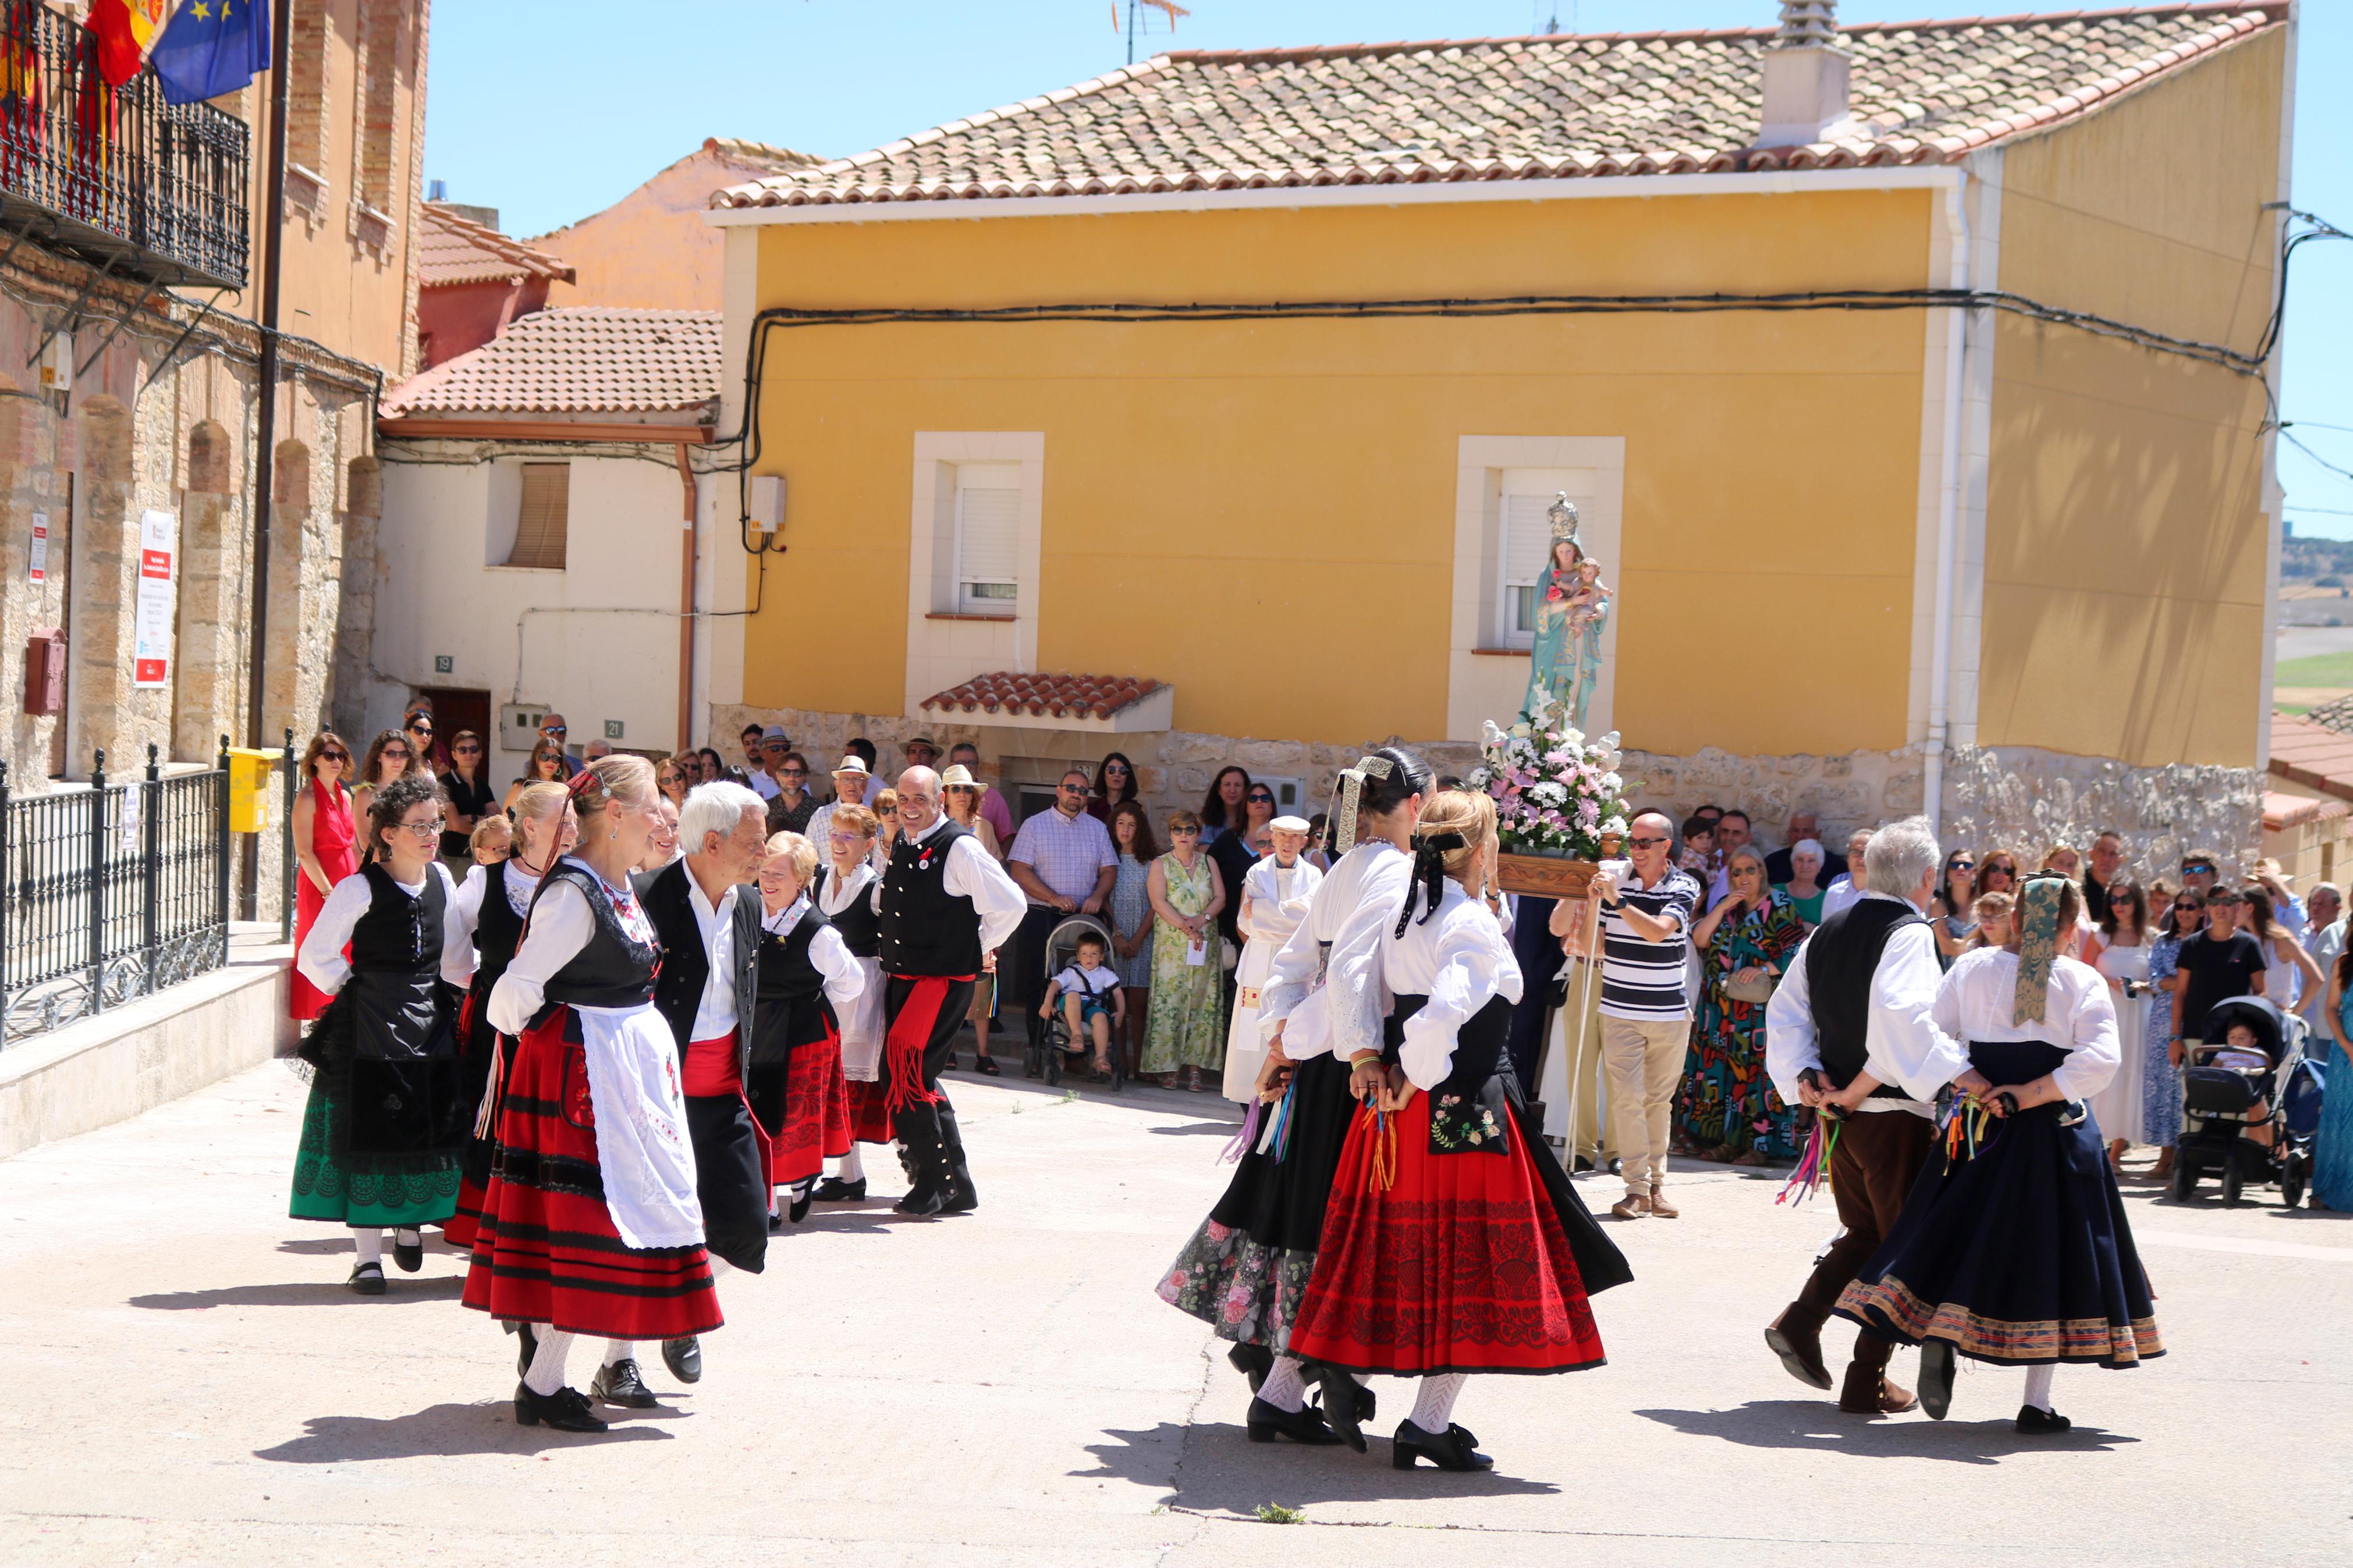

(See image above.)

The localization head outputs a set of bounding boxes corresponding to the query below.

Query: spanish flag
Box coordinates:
[88,0,182,89]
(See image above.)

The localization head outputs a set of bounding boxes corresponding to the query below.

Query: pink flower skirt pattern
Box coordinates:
[1157,1218,1318,1351]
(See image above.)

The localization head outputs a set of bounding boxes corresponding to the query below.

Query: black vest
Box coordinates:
[346,861,453,1061]
[749,905,838,1065]
[534,861,661,1015]
[636,858,762,1054]
[469,861,530,1004]
[879,821,981,977]
[815,863,882,959]
[1803,896,1928,1097]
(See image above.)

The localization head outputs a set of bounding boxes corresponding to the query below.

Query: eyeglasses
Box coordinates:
[1105,763,1130,774]
[397,818,445,839]
[2173,901,2202,913]
[455,744,481,755]
[782,768,806,779]
[1247,793,1275,805]
[1628,835,1669,848]
[1057,783,1086,794]
[878,805,897,815]
[318,750,347,763]
[1170,827,1199,837]
[384,745,410,759]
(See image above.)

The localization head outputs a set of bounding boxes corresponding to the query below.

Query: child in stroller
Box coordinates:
[2174,995,2319,1207]
[1035,915,1124,1087]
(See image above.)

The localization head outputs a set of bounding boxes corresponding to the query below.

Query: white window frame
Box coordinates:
[951,464,1023,616]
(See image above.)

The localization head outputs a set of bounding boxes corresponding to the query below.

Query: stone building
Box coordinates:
[702,5,2290,879]
[0,2,430,919]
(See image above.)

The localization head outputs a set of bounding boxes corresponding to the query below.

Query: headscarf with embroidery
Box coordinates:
[2011,871,2071,1025]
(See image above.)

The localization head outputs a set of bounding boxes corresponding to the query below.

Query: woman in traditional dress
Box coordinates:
[443,781,575,1251]
[813,804,887,1201]
[1143,810,1228,1090]
[1284,790,1627,1470]
[463,756,722,1434]
[1223,816,1322,1103]
[750,831,865,1225]
[2081,879,2152,1171]
[1156,748,1428,1444]
[1836,873,2160,1434]
[1680,845,1807,1164]
[289,731,359,1022]
[1106,801,1159,1077]
[289,773,473,1293]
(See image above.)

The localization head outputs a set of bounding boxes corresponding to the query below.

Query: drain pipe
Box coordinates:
[1924,172,1970,840]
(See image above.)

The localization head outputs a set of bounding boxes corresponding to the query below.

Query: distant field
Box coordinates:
[2273,650,2353,687]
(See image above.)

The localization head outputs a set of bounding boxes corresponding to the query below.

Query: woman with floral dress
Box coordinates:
[2143,881,2194,1177]
[1106,801,1158,1076]
[1679,847,1807,1163]
[1142,810,1226,1089]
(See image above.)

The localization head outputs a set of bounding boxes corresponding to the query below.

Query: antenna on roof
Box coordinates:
[1120,0,1190,67]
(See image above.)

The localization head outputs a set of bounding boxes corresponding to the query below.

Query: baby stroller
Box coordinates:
[1024,912,1123,1090]
[2174,995,2319,1207]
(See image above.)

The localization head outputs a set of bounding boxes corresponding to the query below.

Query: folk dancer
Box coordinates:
[621,780,775,1403]
[445,781,575,1251]
[463,758,722,1434]
[1762,815,1968,1416]
[876,766,1026,1217]
[1222,815,1325,1103]
[290,774,474,1293]
[1156,747,1429,1444]
[1286,790,1628,1470]
[1837,872,2159,1432]
[750,831,866,1224]
[813,803,888,1201]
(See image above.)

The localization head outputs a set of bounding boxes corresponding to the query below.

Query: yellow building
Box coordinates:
[699,3,2291,865]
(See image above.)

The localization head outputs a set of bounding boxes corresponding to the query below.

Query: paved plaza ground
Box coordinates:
[2,1053,2345,1565]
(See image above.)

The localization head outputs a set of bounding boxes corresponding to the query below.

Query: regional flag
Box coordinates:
[151,0,271,105]
[87,0,181,89]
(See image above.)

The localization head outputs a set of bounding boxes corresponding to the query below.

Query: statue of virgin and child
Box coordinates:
[1519,495,1612,735]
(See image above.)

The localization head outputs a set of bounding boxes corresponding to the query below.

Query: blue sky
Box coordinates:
[424,2,2351,535]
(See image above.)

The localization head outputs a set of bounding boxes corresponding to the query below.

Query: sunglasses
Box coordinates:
[455,744,481,755]
[1628,835,1669,848]
[1247,794,1275,805]
[2173,901,2202,913]
[1171,826,1199,836]
[1949,859,1975,870]
[318,750,348,763]
[384,745,410,758]
[407,723,433,734]
[1105,763,1130,774]
[2184,864,2216,876]
[878,806,897,814]
[1057,784,1086,794]
[782,768,807,778]
[542,725,567,736]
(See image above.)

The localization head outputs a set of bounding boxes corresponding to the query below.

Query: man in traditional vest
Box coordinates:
[1761,815,1974,1417]
[876,766,1025,1217]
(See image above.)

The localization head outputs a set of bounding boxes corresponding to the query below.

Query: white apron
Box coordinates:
[576,1001,705,1250]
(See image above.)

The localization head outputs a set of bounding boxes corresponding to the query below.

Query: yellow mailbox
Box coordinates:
[225,746,281,833]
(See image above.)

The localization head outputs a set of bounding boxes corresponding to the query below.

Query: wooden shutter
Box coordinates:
[956,472,1020,612]
[1499,492,1555,638]
[508,463,569,570]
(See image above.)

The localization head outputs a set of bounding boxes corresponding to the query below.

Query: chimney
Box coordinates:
[1756,1,1854,147]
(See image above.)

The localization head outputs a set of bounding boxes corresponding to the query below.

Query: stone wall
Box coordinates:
[708,701,2259,884]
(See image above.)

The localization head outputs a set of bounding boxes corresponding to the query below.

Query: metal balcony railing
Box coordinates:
[0,0,250,290]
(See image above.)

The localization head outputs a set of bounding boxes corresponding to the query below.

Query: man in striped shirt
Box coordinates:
[1592,810,1702,1221]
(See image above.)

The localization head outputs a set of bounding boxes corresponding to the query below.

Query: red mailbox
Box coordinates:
[23,625,64,716]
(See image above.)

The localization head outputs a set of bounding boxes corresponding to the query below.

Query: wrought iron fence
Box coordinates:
[0,0,251,289]
[1,741,232,1044]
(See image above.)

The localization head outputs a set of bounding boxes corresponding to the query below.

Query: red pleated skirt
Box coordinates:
[1287,1094,1607,1377]
[771,1033,852,1186]
[460,1007,723,1341]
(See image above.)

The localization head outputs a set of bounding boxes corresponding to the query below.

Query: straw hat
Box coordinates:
[831,755,870,779]
[939,763,980,791]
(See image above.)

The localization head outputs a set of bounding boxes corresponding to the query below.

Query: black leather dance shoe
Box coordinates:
[788,1186,815,1225]
[513,1382,608,1433]
[391,1230,423,1273]
[1313,1381,1377,1427]
[1306,1363,1367,1453]
[346,1262,386,1296]
[1392,1420,1493,1471]
[813,1177,866,1202]
[2015,1405,2072,1435]
[662,1336,702,1384]
[1245,1397,1342,1445]
[1918,1340,1957,1421]
[591,1358,659,1409]
[1227,1342,1273,1392]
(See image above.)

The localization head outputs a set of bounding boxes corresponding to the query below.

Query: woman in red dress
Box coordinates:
[1286,790,1628,1471]
[289,731,358,1021]
[750,830,865,1224]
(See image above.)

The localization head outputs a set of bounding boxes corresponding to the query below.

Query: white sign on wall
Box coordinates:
[132,508,175,689]
[27,511,45,583]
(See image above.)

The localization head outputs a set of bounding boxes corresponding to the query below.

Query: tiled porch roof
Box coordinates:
[921,671,1165,723]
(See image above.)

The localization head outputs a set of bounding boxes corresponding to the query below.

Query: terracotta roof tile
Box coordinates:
[381,307,721,418]
[2267,712,2353,804]
[419,203,576,287]
[2261,790,2348,832]
[715,5,2282,209]
[921,671,1163,723]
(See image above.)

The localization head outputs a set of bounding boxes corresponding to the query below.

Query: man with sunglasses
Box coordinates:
[1005,769,1119,1075]
[535,713,579,779]
[1588,811,1702,1221]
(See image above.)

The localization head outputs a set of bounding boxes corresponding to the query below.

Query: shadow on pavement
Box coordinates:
[1147,1119,1245,1138]
[1635,1400,2140,1463]
[254,1402,673,1462]
[1076,1421,1559,1514]
[132,1277,467,1310]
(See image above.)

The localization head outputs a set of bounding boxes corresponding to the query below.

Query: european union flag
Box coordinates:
[151,0,271,107]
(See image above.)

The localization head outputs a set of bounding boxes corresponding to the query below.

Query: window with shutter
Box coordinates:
[955,466,1020,614]
[506,463,570,570]
[1497,490,1556,645]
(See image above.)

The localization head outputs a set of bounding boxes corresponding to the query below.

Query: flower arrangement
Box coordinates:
[1470,693,1631,861]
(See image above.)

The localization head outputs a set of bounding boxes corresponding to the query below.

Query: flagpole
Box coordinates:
[241,0,290,919]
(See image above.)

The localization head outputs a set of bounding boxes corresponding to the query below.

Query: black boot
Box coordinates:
[893,1105,950,1217]
[1246,1396,1343,1445]
[514,1381,608,1433]
[936,1098,978,1214]
[1304,1361,1366,1453]
[1392,1419,1492,1471]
